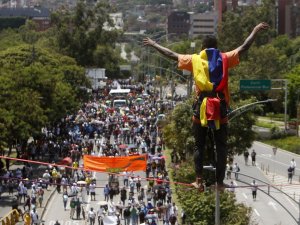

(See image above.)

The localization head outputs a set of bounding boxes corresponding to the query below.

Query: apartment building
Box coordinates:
[167,11,190,36]
[189,11,218,38]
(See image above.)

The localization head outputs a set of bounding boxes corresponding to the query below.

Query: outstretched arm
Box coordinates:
[143,37,179,61]
[236,22,269,55]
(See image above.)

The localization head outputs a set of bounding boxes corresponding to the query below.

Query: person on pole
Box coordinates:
[143,22,269,190]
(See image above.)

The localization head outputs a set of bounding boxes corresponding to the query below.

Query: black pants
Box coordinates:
[193,123,227,185]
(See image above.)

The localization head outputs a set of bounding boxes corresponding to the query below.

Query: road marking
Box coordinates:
[253,208,260,216]
[268,201,278,211]
[260,154,272,158]
[258,155,290,168]
[42,186,56,219]
[285,196,298,211]
[242,193,248,199]
[86,137,104,212]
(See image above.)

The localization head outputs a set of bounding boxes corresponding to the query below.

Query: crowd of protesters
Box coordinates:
[0,79,181,225]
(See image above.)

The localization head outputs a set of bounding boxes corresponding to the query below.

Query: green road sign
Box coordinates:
[240,79,271,91]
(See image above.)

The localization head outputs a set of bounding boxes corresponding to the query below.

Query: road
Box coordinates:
[42,136,151,225]
[228,141,300,225]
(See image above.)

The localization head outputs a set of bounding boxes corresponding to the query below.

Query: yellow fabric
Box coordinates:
[23,213,31,225]
[192,51,213,92]
[200,98,208,127]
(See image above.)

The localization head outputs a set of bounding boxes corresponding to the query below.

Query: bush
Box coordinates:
[172,160,251,225]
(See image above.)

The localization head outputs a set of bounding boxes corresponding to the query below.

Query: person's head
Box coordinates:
[202,35,218,50]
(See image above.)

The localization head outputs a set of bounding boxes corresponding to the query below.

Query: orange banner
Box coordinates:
[83,155,147,172]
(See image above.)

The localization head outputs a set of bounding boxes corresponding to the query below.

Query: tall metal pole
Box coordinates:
[284,79,288,131]
[215,186,220,225]
[203,165,220,225]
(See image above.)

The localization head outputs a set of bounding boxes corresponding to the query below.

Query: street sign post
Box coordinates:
[240,79,271,91]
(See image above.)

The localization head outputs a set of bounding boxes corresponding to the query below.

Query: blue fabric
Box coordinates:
[206,48,223,90]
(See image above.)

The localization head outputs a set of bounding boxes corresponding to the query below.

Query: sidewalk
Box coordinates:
[264,170,300,201]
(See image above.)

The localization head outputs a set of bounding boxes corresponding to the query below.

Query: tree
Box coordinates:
[51,1,123,77]
[163,101,194,160]
[173,161,251,225]
[287,64,300,118]
[0,43,90,149]
[218,1,276,52]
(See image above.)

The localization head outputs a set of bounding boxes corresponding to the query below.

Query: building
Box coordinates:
[278,0,300,37]
[189,11,218,38]
[0,7,51,31]
[167,11,190,36]
[86,68,107,90]
[103,12,124,31]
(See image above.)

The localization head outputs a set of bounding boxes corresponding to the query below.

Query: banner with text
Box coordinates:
[83,154,147,172]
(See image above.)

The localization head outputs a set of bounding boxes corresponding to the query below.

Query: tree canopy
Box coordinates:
[0,42,89,148]
[50,1,124,77]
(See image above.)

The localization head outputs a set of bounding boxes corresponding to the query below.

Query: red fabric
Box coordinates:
[206,98,221,120]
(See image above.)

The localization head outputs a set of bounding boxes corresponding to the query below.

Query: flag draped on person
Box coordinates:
[192,48,229,129]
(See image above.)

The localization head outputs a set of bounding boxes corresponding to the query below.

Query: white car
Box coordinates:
[113,99,127,108]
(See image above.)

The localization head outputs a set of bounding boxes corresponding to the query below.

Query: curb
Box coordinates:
[254,141,300,157]
[40,187,56,220]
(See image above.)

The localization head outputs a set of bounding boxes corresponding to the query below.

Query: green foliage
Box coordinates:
[51,1,123,77]
[163,102,194,159]
[255,121,277,129]
[0,43,89,146]
[287,64,300,118]
[263,136,300,154]
[173,163,251,225]
[219,2,276,52]
[0,28,24,50]
[218,1,299,118]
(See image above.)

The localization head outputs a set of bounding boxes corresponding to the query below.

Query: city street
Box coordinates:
[42,136,152,225]
[228,141,300,225]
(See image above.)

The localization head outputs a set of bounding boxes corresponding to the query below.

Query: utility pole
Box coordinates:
[271,79,288,131]
[203,165,219,225]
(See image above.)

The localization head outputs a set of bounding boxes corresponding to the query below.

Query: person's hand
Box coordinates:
[254,22,269,32]
[143,37,156,47]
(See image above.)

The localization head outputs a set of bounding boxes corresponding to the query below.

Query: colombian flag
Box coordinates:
[192,48,228,129]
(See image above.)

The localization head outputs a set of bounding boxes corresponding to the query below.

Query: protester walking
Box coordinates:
[288,166,293,184]
[251,180,258,201]
[70,197,76,219]
[88,207,96,225]
[62,191,68,210]
[290,158,296,175]
[244,150,249,165]
[251,150,256,166]
[233,163,240,180]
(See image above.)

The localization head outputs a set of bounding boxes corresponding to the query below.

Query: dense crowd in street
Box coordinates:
[0,80,181,225]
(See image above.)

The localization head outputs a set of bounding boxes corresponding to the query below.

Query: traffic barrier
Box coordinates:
[0,209,20,225]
